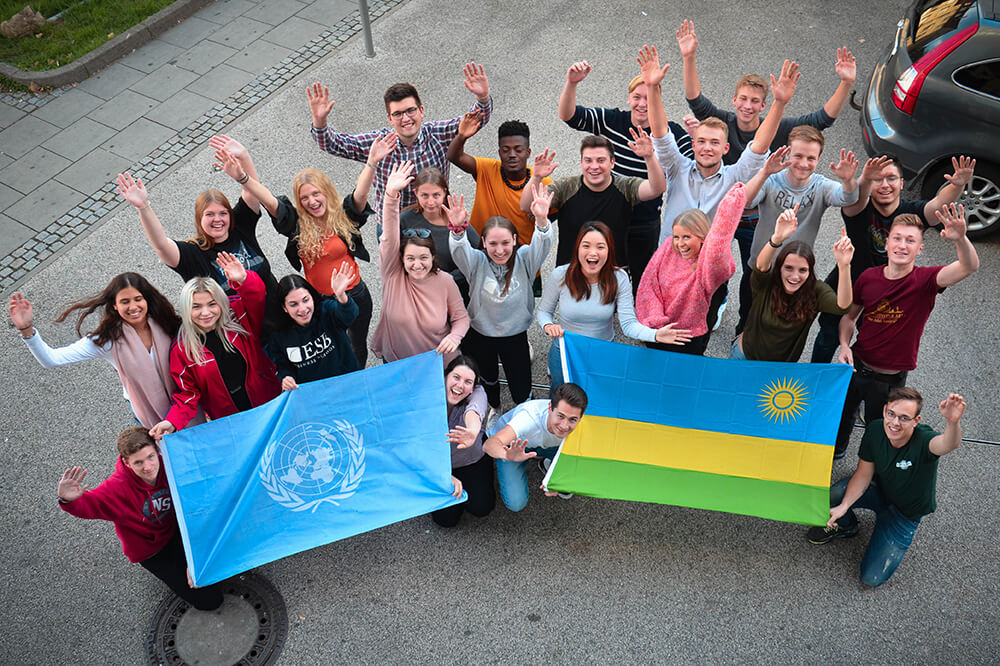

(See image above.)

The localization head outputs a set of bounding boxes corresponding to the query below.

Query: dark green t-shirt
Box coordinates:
[741,266,846,362]
[859,420,940,520]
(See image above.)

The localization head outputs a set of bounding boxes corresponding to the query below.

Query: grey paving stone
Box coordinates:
[54,149,131,196]
[205,16,271,50]
[0,153,13,171]
[117,38,186,74]
[263,15,327,50]
[29,90,105,128]
[41,117,117,161]
[158,16,220,49]
[0,116,60,159]
[242,0,305,25]
[171,40,238,75]
[0,214,34,258]
[129,64,200,102]
[146,90,217,131]
[184,63,256,102]
[100,118,176,162]
[226,40,293,75]
[0,182,21,211]
[198,0,255,24]
[0,147,71,194]
[88,90,159,131]
[76,63,145,100]
[296,0,356,24]
[4,181,84,231]
[0,103,26,130]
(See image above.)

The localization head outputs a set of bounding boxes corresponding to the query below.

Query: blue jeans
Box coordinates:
[829,477,922,587]
[547,337,564,398]
[728,336,746,360]
[496,446,560,512]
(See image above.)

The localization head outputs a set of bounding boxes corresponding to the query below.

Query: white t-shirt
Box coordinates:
[488,399,563,450]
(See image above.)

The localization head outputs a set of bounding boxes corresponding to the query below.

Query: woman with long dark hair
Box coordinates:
[536,222,692,393]
[732,206,855,362]
[9,273,191,428]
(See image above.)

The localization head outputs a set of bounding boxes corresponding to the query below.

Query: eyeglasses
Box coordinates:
[885,408,915,424]
[389,106,421,120]
[873,175,900,185]
[401,228,432,239]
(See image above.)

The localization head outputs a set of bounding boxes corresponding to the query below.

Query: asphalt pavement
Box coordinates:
[1,0,997,663]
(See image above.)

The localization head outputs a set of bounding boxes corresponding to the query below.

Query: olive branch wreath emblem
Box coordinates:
[259,421,366,513]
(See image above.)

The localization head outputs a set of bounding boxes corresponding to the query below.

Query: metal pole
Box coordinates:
[358,0,375,58]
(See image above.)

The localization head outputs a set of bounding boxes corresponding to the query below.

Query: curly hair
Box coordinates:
[293,168,359,268]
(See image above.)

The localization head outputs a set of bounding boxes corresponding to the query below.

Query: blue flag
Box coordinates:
[161,351,464,586]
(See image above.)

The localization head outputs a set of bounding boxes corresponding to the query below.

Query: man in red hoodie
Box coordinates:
[57,427,222,610]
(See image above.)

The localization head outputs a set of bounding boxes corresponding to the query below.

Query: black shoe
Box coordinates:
[807,523,858,544]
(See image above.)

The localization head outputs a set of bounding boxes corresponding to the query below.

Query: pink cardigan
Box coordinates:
[636,183,747,336]
[371,194,470,363]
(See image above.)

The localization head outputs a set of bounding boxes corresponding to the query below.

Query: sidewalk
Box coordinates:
[0,0,401,291]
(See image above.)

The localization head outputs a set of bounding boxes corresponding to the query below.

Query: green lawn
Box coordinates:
[0,0,175,71]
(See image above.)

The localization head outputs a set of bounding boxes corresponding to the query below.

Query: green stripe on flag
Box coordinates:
[548,454,830,526]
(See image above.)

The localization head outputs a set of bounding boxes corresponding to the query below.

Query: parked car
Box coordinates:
[860,0,1000,238]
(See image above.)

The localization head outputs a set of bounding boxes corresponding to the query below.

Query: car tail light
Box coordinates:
[891,23,978,114]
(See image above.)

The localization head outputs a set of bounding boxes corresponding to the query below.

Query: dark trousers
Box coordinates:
[645,281,725,356]
[461,328,532,407]
[432,453,496,527]
[346,280,373,369]
[139,531,223,611]
[734,221,756,335]
[811,268,844,363]
[627,221,660,297]
[835,360,907,454]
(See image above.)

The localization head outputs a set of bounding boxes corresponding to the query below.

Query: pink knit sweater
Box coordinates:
[371,194,470,363]
[635,183,747,336]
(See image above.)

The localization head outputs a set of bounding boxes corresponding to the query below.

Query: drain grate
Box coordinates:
[145,572,288,665]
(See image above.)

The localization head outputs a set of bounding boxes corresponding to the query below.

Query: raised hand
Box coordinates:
[529,182,554,222]
[770,60,801,105]
[306,82,335,126]
[385,161,415,196]
[763,145,792,176]
[773,204,800,242]
[216,251,247,285]
[532,149,559,179]
[637,44,669,88]
[442,193,469,233]
[835,47,856,83]
[654,322,694,346]
[831,149,860,182]
[944,155,976,188]
[208,135,248,164]
[213,148,245,183]
[463,62,490,100]
[57,467,88,503]
[329,263,356,298]
[447,425,478,449]
[504,438,537,462]
[566,60,592,84]
[436,336,459,356]
[116,172,149,208]
[149,420,176,440]
[681,113,700,134]
[860,155,893,183]
[832,228,855,267]
[281,376,299,391]
[457,109,483,139]
[675,19,698,58]
[8,292,33,332]
[367,132,398,165]
[939,393,967,423]
[935,202,967,241]
[628,126,654,158]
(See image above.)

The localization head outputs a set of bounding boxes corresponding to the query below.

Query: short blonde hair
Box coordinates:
[627,75,645,94]
[735,74,768,99]
[697,117,730,141]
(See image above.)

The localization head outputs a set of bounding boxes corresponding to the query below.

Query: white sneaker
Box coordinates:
[528,341,534,363]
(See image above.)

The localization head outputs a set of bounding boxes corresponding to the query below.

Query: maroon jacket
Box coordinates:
[59,454,176,563]
[165,271,280,429]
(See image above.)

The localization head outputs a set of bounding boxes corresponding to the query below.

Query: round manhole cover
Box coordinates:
[146,572,287,665]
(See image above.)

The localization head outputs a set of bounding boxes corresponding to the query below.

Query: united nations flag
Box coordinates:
[161,352,464,586]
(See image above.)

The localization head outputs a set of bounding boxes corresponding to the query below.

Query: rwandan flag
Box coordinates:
[161,351,464,586]
[543,333,851,525]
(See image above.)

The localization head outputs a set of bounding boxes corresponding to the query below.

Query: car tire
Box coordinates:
[921,161,1000,239]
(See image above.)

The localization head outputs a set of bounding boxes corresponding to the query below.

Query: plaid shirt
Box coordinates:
[311,97,493,227]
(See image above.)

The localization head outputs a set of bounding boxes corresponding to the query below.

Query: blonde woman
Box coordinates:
[215,134,395,367]
[149,252,280,438]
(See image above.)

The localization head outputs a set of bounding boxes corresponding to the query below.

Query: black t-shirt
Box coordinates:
[549,174,644,267]
[202,332,251,412]
[842,199,930,282]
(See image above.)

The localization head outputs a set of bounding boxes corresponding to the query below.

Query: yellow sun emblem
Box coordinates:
[758,378,810,424]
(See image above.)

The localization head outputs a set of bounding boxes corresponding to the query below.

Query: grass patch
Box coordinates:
[0,0,175,71]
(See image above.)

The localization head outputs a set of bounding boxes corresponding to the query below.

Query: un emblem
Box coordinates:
[259,421,366,512]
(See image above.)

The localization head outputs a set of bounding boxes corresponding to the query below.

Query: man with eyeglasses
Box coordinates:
[811,155,975,362]
[808,387,966,588]
[832,206,978,459]
[307,63,493,233]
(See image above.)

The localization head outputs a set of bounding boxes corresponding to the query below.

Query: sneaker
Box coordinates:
[484,406,499,432]
[712,299,727,331]
[539,458,573,499]
[807,523,858,544]
[528,341,534,363]
[833,443,848,460]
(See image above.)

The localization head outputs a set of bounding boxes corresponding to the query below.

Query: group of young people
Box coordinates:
[11,24,979,606]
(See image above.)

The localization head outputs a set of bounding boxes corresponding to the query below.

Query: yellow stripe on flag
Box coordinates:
[561,415,832,487]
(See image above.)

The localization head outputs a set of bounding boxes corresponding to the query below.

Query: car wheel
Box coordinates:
[921,161,1000,239]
